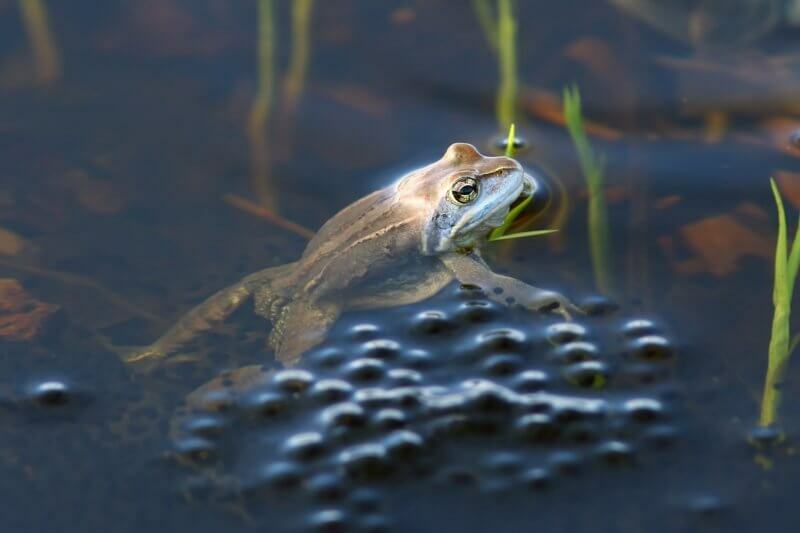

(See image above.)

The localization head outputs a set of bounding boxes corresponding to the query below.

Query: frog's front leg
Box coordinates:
[439,252,574,318]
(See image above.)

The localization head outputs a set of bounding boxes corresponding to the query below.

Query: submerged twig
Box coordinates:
[18,0,61,84]
[224,193,315,240]
[0,258,164,324]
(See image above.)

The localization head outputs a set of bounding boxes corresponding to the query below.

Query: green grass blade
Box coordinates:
[472,0,497,51]
[496,0,517,129]
[489,228,559,242]
[761,178,792,427]
[505,122,516,157]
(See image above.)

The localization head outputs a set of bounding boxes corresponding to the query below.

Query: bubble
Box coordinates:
[321,403,366,429]
[563,361,609,389]
[260,461,303,490]
[343,358,386,382]
[29,380,71,407]
[306,473,348,502]
[631,335,673,361]
[512,370,549,392]
[384,430,425,459]
[310,379,354,404]
[482,354,523,376]
[373,408,407,429]
[596,440,635,465]
[347,323,381,341]
[284,432,326,461]
[173,437,217,463]
[273,369,315,393]
[387,368,422,385]
[309,509,349,532]
[476,328,527,352]
[520,467,551,490]
[623,398,665,423]
[515,413,560,443]
[553,341,599,364]
[338,444,390,480]
[411,310,454,335]
[622,319,659,338]
[361,339,401,359]
[546,322,588,345]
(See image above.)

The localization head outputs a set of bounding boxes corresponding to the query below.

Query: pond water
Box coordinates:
[2,1,800,531]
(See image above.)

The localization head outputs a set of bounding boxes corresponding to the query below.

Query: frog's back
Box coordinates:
[300,186,399,261]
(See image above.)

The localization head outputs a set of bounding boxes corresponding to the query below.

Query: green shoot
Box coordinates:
[489,124,558,243]
[472,0,498,50]
[18,0,61,84]
[282,0,314,114]
[760,178,800,428]
[249,0,276,209]
[489,229,559,242]
[563,85,613,294]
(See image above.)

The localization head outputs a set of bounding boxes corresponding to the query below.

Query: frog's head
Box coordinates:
[397,143,536,254]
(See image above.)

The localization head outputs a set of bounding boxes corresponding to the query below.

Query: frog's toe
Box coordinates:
[532,291,577,320]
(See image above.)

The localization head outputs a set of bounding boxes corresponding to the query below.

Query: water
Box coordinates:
[2,1,800,531]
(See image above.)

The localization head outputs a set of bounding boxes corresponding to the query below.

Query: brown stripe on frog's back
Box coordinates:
[300,186,397,260]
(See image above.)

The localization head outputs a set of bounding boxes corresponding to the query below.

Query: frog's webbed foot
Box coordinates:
[269,300,340,366]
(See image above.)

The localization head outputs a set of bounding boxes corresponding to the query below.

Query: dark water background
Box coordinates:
[2,1,800,531]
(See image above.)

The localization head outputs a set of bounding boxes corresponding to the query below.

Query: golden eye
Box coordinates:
[451,177,479,204]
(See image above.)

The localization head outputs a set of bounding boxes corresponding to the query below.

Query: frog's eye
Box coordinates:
[450,177,479,204]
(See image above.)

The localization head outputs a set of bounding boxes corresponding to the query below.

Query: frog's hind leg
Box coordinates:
[125,262,298,365]
[269,299,340,366]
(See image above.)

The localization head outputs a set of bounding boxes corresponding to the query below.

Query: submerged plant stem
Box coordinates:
[18,0,61,84]
[472,0,498,50]
[283,0,314,115]
[564,85,613,295]
[496,0,517,129]
[224,194,315,240]
[249,0,276,210]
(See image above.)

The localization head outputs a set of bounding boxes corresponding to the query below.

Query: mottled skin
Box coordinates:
[128,143,570,366]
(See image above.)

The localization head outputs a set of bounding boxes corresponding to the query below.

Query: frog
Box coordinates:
[127,143,571,368]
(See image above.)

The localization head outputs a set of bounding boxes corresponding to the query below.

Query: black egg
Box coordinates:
[596,440,635,465]
[411,310,454,335]
[384,430,425,459]
[515,413,559,442]
[548,450,584,475]
[580,296,619,316]
[476,328,527,352]
[373,408,407,429]
[173,436,217,463]
[29,380,71,407]
[261,461,303,490]
[310,379,354,404]
[521,467,552,490]
[361,339,401,359]
[623,398,665,423]
[546,322,588,345]
[343,358,386,382]
[283,432,326,461]
[388,368,422,385]
[456,300,498,323]
[483,451,522,475]
[400,349,433,369]
[240,390,289,417]
[482,354,523,376]
[273,369,315,393]
[631,335,673,361]
[563,361,609,389]
[311,347,347,368]
[180,414,227,438]
[338,444,390,480]
[621,318,659,338]
[321,402,366,428]
[553,341,599,364]
[512,370,549,392]
[309,509,349,532]
[306,472,348,501]
[347,323,381,341]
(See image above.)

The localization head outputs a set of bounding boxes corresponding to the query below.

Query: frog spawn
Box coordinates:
[170,284,677,531]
